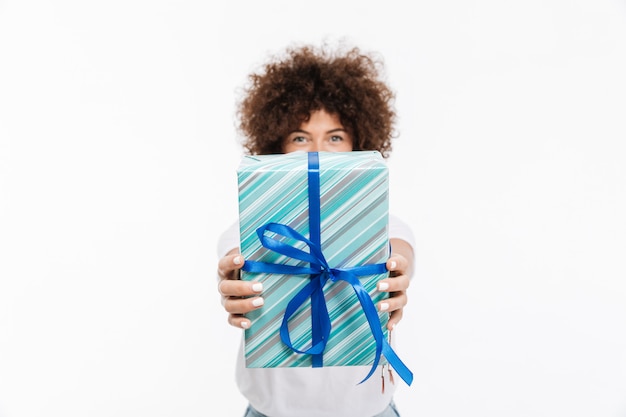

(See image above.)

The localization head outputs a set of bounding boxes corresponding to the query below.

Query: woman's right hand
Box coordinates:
[217,250,264,329]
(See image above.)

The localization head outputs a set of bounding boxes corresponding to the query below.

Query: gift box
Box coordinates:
[238,150,391,372]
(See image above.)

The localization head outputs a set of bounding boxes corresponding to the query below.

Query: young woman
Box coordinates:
[217,42,415,417]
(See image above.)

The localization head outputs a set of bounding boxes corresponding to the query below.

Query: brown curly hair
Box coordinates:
[236,42,397,158]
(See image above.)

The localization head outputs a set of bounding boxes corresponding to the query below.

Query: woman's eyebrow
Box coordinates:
[288,127,347,135]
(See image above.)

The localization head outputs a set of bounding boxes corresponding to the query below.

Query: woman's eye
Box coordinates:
[330,135,344,142]
[292,136,307,143]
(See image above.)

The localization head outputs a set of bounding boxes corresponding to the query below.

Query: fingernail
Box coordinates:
[241,321,250,329]
[252,283,263,292]
[389,261,397,270]
[379,302,389,311]
[252,297,264,307]
[378,282,389,291]
[234,256,242,265]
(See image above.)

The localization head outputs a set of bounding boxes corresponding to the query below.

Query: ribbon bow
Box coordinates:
[241,152,413,386]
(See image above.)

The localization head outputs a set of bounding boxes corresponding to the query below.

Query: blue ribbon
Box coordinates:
[242,152,413,386]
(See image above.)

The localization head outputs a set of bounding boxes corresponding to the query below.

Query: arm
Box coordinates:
[218,238,414,330]
[377,238,414,330]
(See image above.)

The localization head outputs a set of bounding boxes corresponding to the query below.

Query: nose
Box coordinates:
[301,141,323,152]
[309,140,333,152]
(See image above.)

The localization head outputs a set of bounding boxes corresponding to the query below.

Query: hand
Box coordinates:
[376,238,414,330]
[217,250,264,329]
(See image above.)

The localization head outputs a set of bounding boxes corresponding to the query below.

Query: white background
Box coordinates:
[1,0,626,416]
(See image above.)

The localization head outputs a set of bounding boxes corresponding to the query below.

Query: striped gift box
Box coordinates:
[237,151,389,368]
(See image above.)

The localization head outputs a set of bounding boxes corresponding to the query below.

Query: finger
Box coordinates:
[386,255,408,276]
[222,295,265,315]
[217,254,244,280]
[378,292,407,313]
[228,314,252,329]
[377,274,410,293]
[218,279,263,297]
[387,309,404,329]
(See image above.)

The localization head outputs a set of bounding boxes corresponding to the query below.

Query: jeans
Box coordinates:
[243,401,401,417]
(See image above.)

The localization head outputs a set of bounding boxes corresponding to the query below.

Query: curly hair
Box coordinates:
[236,42,397,158]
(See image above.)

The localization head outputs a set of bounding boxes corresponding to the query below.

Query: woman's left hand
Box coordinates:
[376,238,414,330]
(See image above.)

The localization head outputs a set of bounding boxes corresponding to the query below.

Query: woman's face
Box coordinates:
[283,110,353,153]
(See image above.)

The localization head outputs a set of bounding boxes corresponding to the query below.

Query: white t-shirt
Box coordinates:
[217,214,415,417]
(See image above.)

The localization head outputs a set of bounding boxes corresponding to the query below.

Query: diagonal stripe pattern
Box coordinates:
[237,151,389,368]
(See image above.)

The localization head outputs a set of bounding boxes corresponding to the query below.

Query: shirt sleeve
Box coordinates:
[217,220,240,258]
[388,213,416,250]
